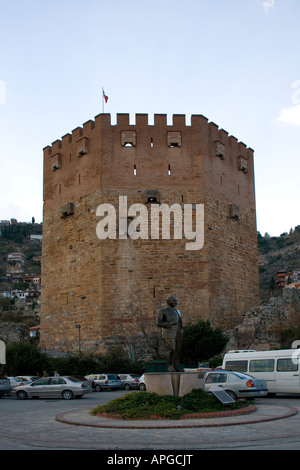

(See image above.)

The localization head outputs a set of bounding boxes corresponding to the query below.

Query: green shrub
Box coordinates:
[91,388,244,420]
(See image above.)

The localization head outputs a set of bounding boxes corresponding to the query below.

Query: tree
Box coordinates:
[180,320,228,364]
[269,277,276,291]
[2,343,49,375]
[108,292,162,362]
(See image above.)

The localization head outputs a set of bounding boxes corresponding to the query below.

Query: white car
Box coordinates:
[205,370,268,400]
[119,374,140,390]
[85,374,123,392]
[138,374,146,391]
[8,376,31,389]
[17,375,40,383]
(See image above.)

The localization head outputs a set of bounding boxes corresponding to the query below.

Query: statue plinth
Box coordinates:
[144,372,205,396]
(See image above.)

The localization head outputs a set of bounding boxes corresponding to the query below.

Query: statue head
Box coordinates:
[167,296,178,308]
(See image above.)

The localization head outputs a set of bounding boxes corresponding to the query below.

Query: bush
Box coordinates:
[91,388,244,420]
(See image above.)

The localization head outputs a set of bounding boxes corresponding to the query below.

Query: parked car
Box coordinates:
[17,376,40,383]
[0,375,12,397]
[139,374,146,391]
[119,374,140,390]
[85,374,123,391]
[71,375,95,389]
[8,376,31,389]
[204,370,268,400]
[15,376,92,400]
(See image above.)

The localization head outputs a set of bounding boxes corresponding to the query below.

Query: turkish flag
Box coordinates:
[103,90,108,103]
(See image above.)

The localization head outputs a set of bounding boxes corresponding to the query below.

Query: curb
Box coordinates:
[56,404,298,429]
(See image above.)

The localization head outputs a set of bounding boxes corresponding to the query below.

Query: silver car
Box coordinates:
[205,370,268,400]
[138,374,146,391]
[119,374,140,390]
[8,376,31,389]
[15,376,92,400]
[85,374,122,391]
[0,375,12,397]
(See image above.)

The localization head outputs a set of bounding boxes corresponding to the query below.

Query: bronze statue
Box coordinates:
[156,296,183,371]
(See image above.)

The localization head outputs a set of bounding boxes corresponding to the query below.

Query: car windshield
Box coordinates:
[107,374,119,380]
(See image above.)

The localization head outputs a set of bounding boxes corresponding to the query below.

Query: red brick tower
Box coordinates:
[40,113,259,355]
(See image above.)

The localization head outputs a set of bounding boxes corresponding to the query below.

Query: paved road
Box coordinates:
[1,391,300,451]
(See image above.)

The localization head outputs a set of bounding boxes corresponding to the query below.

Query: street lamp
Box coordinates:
[75,324,81,356]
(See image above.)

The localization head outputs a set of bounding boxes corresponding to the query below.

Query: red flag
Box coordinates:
[103,89,108,103]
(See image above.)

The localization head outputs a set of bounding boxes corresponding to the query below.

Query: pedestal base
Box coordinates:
[144,372,205,396]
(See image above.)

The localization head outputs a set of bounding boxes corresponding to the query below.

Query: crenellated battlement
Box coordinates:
[44,113,253,155]
[43,112,255,215]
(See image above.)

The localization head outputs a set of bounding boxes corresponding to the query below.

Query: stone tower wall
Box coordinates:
[41,113,259,354]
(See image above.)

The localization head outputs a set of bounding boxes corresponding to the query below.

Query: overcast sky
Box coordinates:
[0,0,299,236]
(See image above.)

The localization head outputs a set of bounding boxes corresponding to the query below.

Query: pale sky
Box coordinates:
[0,0,299,236]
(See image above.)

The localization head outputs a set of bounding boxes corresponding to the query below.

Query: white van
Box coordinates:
[222,349,300,395]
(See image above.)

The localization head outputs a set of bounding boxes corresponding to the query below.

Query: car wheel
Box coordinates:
[62,390,74,400]
[17,390,28,400]
[124,384,131,390]
[225,390,237,400]
[95,384,102,392]
[139,383,146,391]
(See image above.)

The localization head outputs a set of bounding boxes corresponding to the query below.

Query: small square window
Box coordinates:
[214,141,225,159]
[229,204,240,219]
[76,137,88,157]
[51,153,61,171]
[121,130,136,147]
[60,202,75,218]
[238,156,248,173]
[167,131,182,147]
[145,191,160,204]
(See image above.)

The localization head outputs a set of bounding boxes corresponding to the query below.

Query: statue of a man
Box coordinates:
[156,296,183,371]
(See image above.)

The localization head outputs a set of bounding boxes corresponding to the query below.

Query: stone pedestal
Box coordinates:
[144,372,205,396]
